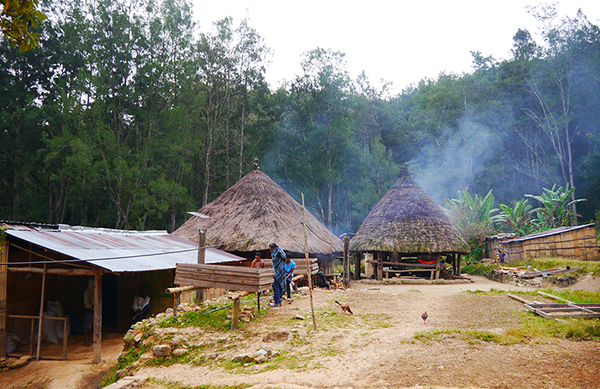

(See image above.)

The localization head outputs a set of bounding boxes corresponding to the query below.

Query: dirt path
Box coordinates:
[2,275,599,389]
[132,276,600,389]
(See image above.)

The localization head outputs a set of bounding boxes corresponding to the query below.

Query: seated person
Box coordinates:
[132,287,151,322]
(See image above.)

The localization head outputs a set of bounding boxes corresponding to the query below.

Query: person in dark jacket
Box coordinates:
[268,243,286,307]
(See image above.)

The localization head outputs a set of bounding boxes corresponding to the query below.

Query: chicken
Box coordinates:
[421,311,428,324]
[335,300,353,315]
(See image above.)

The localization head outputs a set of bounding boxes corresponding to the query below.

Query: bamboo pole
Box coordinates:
[301,194,317,331]
[0,240,8,358]
[36,264,47,361]
[165,285,203,294]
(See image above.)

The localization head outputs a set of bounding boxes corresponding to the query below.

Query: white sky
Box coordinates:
[191,1,600,93]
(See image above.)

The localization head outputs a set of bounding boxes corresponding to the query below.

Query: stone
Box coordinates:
[133,332,143,343]
[156,313,165,321]
[210,353,219,359]
[294,314,305,320]
[152,344,171,358]
[165,308,173,314]
[116,369,129,378]
[171,348,187,357]
[254,355,267,363]
[139,352,154,361]
[169,336,182,348]
[124,329,136,340]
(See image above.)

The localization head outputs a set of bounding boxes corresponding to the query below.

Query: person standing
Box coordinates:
[497,249,506,264]
[83,278,94,346]
[268,243,286,307]
[284,257,296,303]
[251,252,266,268]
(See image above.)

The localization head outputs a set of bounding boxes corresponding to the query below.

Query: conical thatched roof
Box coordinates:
[173,168,343,255]
[350,166,470,254]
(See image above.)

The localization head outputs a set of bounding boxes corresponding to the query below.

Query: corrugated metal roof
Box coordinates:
[504,223,596,243]
[4,223,245,272]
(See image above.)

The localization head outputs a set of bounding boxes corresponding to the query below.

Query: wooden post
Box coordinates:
[435,255,441,280]
[301,194,317,331]
[36,264,47,361]
[457,255,462,276]
[231,298,240,330]
[62,318,68,360]
[343,236,350,288]
[92,271,102,364]
[354,253,361,280]
[0,240,8,358]
[173,292,181,321]
[197,226,205,302]
[376,252,383,280]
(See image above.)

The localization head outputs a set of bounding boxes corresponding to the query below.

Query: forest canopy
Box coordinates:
[1,0,599,237]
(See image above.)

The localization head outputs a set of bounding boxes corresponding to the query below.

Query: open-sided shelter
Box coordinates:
[173,165,343,271]
[0,221,244,362]
[350,165,470,280]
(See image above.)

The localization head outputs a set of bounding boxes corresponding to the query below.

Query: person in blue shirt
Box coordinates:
[284,257,296,303]
[268,243,286,307]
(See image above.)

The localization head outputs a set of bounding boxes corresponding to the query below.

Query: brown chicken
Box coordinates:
[421,311,428,324]
[335,300,353,315]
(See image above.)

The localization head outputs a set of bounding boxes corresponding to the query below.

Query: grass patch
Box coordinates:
[461,262,496,276]
[407,288,422,293]
[99,345,149,388]
[516,258,599,274]
[360,313,393,329]
[147,377,249,389]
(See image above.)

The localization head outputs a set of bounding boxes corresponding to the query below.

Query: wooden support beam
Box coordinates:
[36,265,47,361]
[343,236,350,288]
[8,267,99,276]
[229,291,251,300]
[231,297,240,330]
[92,271,102,364]
[0,240,7,358]
[354,253,361,280]
[165,285,203,294]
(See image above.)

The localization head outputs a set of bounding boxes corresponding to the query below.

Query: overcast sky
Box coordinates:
[191,1,600,93]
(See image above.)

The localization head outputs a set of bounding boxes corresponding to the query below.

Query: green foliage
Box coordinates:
[445,189,498,258]
[100,345,149,387]
[0,0,47,51]
[496,198,535,236]
[159,307,232,331]
[146,377,249,389]
[525,184,586,229]
[461,262,496,276]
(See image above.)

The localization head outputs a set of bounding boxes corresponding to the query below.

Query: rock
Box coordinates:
[156,313,165,321]
[133,332,143,343]
[254,349,268,357]
[272,350,281,357]
[139,352,154,361]
[152,344,171,358]
[165,308,173,314]
[149,318,158,325]
[124,329,136,340]
[233,353,254,363]
[240,315,252,323]
[169,336,182,349]
[116,369,129,378]
[254,355,267,363]
[210,353,219,359]
[294,314,305,320]
[171,348,187,357]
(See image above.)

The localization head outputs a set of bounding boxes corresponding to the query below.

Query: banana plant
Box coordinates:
[497,199,535,236]
[525,184,586,228]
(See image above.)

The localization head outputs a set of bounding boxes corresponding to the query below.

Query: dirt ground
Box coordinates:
[2,274,600,389]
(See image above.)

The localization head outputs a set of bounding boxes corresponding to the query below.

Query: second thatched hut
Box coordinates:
[173,164,343,269]
[350,165,470,280]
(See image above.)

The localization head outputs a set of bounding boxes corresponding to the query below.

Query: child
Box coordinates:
[284,257,296,303]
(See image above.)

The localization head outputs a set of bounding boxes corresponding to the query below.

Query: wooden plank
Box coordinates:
[177,263,265,274]
[231,298,240,330]
[174,277,266,292]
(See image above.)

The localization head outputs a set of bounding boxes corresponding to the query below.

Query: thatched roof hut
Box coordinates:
[349,165,469,280]
[173,167,342,257]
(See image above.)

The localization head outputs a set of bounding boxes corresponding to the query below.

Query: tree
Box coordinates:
[1,0,46,51]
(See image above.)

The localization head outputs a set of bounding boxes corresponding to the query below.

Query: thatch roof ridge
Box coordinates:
[350,166,470,254]
[173,169,342,255]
